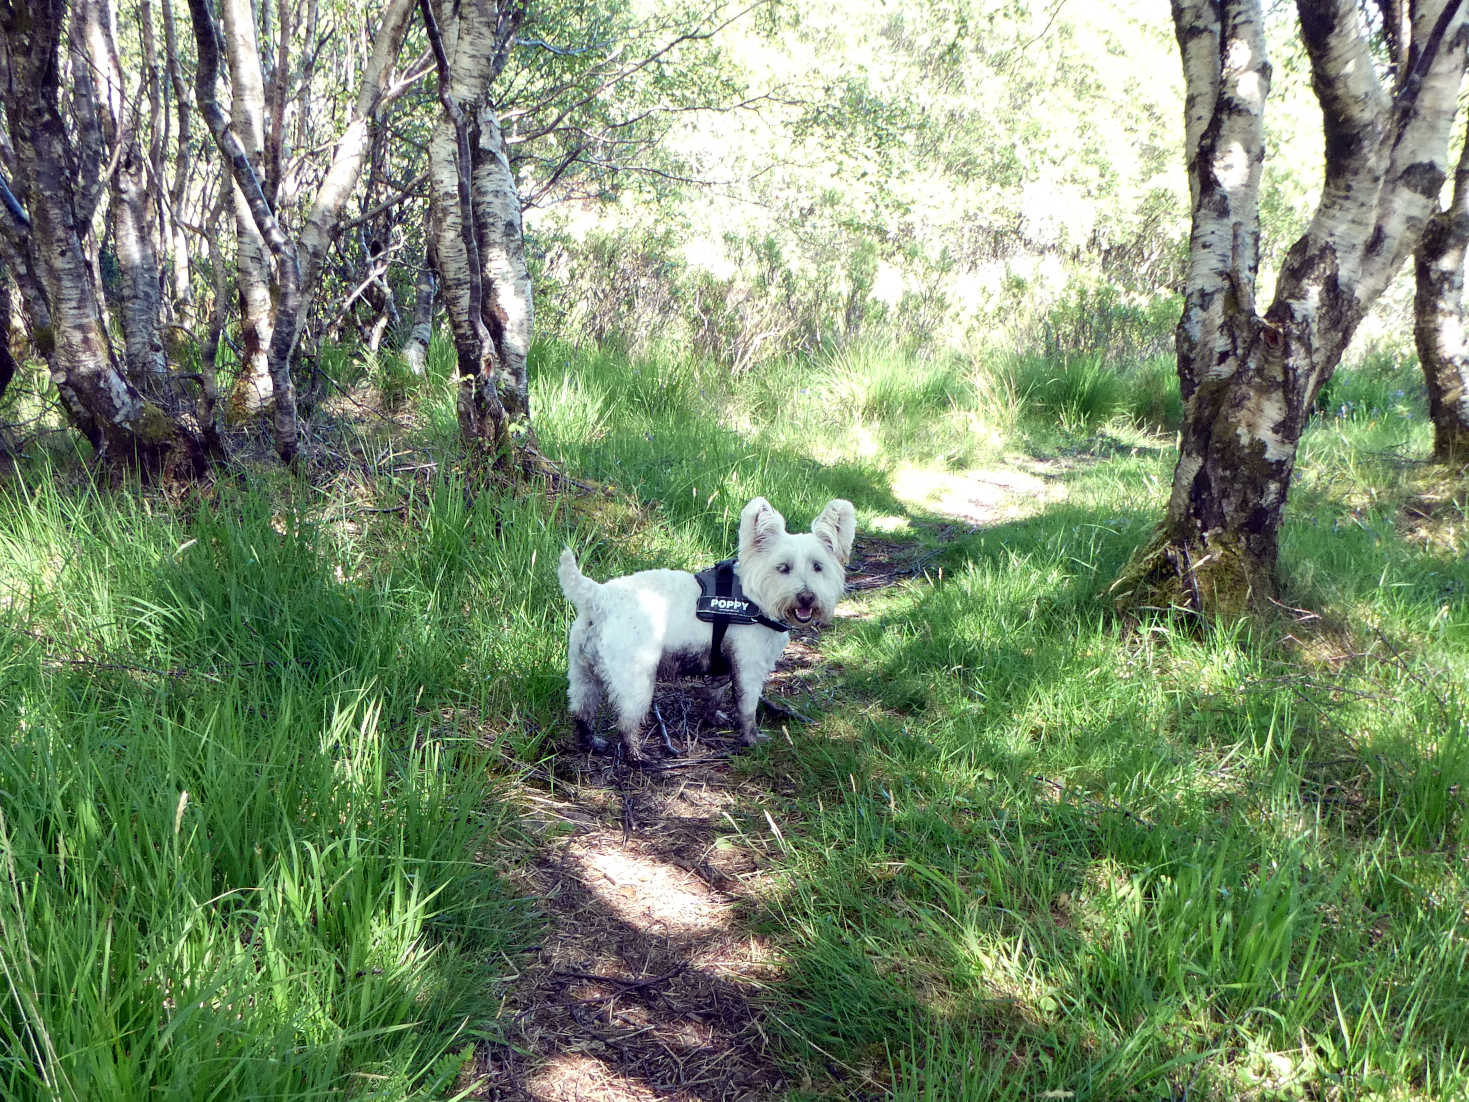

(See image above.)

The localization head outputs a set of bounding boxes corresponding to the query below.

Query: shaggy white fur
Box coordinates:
[558,497,856,763]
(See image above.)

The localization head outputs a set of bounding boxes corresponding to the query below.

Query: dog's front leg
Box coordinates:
[729,656,776,747]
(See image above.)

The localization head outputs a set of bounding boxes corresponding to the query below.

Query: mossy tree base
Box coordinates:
[1111,526,1276,621]
[95,399,209,483]
[1431,433,1469,468]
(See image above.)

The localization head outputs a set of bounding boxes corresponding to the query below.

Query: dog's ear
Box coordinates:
[739,497,787,557]
[811,499,856,565]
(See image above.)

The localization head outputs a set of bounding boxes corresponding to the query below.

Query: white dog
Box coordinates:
[558,497,856,762]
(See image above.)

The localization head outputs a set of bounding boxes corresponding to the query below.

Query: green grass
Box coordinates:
[0,474,544,1098]
[527,339,1468,1098]
[992,349,1184,433]
[3,336,1467,1098]
[750,483,1469,1097]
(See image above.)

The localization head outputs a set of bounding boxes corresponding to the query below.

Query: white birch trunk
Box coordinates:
[402,256,437,376]
[1414,123,1469,464]
[472,106,533,422]
[422,0,535,455]
[0,0,205,476]
[79,0,170,392]
[221,0,276,422]
[1118,0,1469,615]
[160,0,196,314]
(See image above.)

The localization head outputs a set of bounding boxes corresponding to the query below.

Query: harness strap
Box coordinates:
[710,561,735,676]
[710,619,732,676]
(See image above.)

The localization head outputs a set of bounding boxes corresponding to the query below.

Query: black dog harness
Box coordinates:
[694,558,790,676]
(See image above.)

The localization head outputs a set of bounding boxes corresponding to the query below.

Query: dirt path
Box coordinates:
[471,466,1064,1099]
[475,745,788,1099]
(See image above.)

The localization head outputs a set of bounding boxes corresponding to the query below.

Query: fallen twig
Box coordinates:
[1373,627,1453,722]
[652,700,680,756]
[554,963,688,996]
[1033,775,1153,829]
[758,694,811,724]
[638,754,737,771]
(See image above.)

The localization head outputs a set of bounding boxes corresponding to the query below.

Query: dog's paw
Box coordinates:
[575,720,610,755]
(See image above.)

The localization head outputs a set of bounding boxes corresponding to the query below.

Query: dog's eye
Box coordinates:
[812,561,823,572]
[777,562,792,574]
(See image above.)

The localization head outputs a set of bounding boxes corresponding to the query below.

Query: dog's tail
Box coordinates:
[557,548,600,611]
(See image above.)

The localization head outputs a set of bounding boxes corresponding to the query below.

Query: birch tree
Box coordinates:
[421,0,537,460]
[186,0,418,462]
[1414,123,1469,464]
[77,0,170,392]
[401,258,437,375]
[1113,0,1469,617]
[217,0,276,422]
[0,0,207,477]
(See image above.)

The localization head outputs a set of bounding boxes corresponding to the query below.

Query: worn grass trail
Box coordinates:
[479,736,787,1099]
[468,480,1053,1101]
[467,591,880,1098]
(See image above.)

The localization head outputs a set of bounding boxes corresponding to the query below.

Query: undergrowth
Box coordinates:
[2,335,1466,1099]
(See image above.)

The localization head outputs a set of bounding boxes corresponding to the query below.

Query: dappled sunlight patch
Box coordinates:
[866,513,912,534]
[1062,858,1138,943]
[486,704,807,1097]
[886,872,1074,1033]
[890,462,1059,526]
[1398,484,1468,556]
[566,834,733,935]
[1270,606,1363,672]
[1227,1034,1330,1101]
[802,703,910,745]
[526,1052,666,1102]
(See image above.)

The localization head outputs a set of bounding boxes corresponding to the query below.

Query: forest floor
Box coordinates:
[469,463,1067,1101]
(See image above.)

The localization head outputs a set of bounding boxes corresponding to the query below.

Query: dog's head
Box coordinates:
[737,497,856,626]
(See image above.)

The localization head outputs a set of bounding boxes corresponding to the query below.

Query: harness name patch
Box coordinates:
[693,558,790,676]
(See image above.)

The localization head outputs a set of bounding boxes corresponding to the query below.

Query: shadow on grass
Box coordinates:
[737,494,1469,1099]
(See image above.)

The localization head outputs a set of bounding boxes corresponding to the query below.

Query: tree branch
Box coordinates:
[185,0,302,463]
[0,169,28,230]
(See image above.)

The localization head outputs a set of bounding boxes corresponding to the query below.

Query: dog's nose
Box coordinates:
[796,589,815,607]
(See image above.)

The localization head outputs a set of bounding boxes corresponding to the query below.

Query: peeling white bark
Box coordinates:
[471,105,534,413]
[1173,0,1269,386]
[422,0,534,451]
[1146,0,1469,607]
[1415,83,1469,462]
[221,0,276,420]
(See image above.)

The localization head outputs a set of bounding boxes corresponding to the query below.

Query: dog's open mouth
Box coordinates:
[792,606,814,623]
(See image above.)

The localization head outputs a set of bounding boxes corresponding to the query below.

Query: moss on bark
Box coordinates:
[1112,525,1275,621]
